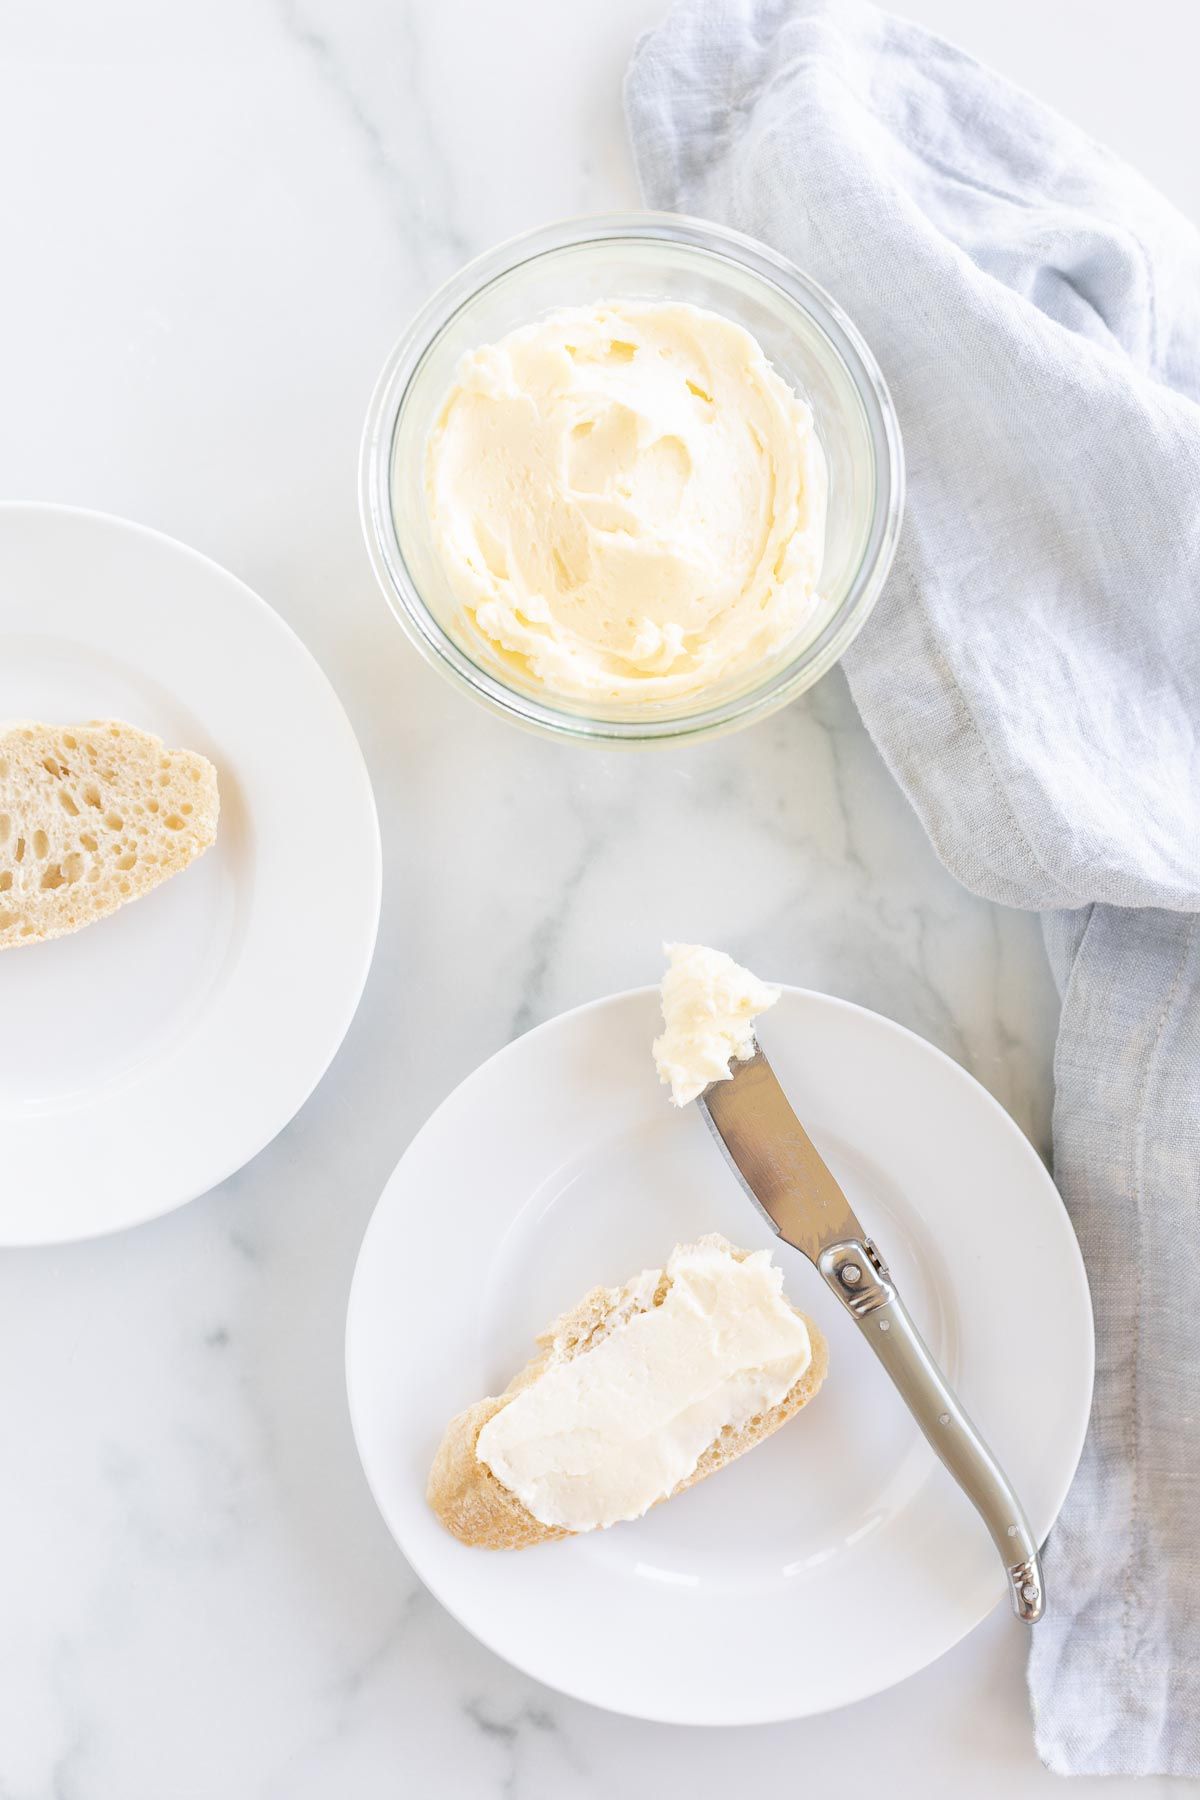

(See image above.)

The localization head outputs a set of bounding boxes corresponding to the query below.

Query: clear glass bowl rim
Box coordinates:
[359,211,905,746]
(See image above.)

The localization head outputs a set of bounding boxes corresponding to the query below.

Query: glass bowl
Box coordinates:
[360,213,903,746]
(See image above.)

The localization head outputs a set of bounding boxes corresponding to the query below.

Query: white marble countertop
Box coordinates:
[2,2,1198,1795]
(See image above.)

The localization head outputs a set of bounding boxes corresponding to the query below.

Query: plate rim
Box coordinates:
[0,500,383,1245]
[345,982,1094,1725]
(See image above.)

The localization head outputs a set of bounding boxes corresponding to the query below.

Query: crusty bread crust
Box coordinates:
[428,1236,828,1550]
[0,720,219,950]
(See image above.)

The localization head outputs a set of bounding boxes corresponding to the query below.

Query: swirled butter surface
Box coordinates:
[653,942,781,1107]
[425,302,828,703]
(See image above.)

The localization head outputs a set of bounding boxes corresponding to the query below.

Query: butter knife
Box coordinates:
[699,1045,1044,1623]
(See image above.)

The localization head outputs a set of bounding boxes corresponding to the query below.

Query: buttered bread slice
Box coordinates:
[428,1234,827,1549]
[0,720,219,950]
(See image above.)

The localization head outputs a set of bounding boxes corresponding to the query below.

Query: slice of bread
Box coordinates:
[428,1234,828,1550]
[0,720,219,950]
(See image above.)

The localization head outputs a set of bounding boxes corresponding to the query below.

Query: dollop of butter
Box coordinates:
[425,301,828,702]
[475,1240,810,1532]
[653,942,780,1107]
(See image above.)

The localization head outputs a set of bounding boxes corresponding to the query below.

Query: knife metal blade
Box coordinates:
[697,1046,862,1264]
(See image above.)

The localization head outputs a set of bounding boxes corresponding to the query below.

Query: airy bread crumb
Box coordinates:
[0,719,219,950]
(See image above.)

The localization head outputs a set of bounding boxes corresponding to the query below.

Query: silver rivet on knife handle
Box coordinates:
[1010,1561,1043,1623]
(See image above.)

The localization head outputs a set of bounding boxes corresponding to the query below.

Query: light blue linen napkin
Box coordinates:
[627,0,1200,1775]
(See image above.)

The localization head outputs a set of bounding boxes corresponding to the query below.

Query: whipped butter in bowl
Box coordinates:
[425,301,828,705]
[361,214,903,745]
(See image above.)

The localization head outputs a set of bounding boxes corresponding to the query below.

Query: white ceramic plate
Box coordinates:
[0,504,380,1245]
[347,985,1093,1725]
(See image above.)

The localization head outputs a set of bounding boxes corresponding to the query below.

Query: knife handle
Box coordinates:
[817,1238,1044,1623]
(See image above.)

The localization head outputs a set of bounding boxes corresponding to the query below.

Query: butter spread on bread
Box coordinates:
[428,1235,827,1548]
